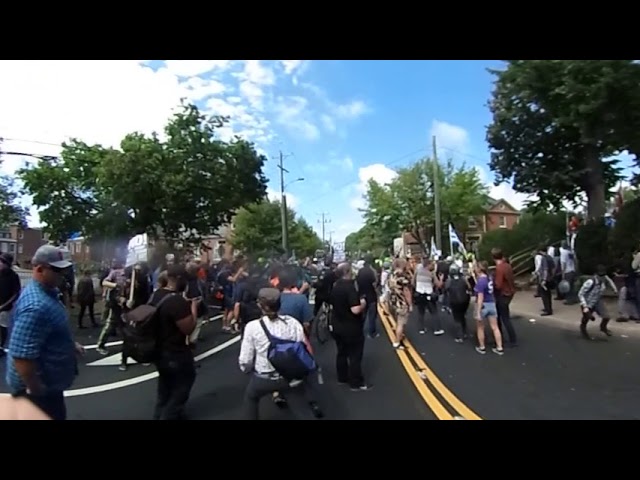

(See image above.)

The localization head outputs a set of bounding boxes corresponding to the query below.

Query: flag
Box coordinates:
[448,224,467,256]
[430,236,441,258]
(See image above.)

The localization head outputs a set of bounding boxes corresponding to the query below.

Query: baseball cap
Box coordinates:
[32,245,72,269]
[258,288,280,304]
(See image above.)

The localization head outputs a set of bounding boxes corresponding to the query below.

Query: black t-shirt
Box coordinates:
[150,288,192,354]
[330,279,363,337]
[356,266,377,303]
[316,269,337,300]
[0,268,21,312]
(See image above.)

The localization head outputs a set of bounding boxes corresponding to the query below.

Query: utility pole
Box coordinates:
[432,135,443,252]
[317,212,331,244]
[277,151,290,255]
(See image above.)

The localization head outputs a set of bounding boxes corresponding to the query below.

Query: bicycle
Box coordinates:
[312,303,332,345]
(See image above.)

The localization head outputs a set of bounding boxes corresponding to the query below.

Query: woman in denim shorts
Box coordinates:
[473,261,504,356]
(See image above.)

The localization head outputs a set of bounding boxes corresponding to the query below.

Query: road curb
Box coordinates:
[511,307,640,339]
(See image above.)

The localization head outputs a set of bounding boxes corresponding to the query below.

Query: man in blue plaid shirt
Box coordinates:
[6,245,85,420]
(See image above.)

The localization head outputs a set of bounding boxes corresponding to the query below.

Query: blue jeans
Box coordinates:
[364,301,378,336]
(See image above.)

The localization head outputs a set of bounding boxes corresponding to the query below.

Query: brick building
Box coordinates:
[0,225,48,267]
[464,197,520,251]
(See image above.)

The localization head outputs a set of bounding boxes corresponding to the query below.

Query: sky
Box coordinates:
[0,60,636,242]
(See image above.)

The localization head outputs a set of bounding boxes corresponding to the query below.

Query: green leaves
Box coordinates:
[0,158,27,228]
[351,157,488,253]
[486,60,640,218]
[18,102,268,244]
[232,199,322,258]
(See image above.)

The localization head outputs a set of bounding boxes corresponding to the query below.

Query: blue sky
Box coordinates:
[0,60,635,241]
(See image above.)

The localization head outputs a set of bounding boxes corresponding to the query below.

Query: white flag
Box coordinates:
[448,224,467,256]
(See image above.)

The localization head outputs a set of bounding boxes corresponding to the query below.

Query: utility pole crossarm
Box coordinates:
[317,212,331,244]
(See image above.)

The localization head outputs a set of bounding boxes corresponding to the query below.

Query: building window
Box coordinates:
[468,217,478,228]
[18,244,23,254]
[18,231,24,239]
[499,203,505,210]
[9,243,15,253]
[499,215,507,228]
[0,242,6,253]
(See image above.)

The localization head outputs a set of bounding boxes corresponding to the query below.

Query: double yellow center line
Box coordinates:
[377,303,482,420]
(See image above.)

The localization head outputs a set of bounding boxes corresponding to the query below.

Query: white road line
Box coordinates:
[80,314,224,350]
[65,335,240,397]
[0,333,241,399]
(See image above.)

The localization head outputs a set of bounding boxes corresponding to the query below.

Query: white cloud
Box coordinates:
[430,120,470,157]
[267,187,299,208]
[273,96,319,141]
[349,163,398,210]
[280,60,303,75]
[335,100,370,119]
[163,60,232,77]
[0,59,368,229]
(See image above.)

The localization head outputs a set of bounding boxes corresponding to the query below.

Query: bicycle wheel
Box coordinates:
[314,306,331,344]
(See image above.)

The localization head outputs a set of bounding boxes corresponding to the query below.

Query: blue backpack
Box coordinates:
[259,318,317,380]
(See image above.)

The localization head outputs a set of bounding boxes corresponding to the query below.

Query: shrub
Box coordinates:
[478,211,566,266]
[609,197,640,272]
[574,218,612,275]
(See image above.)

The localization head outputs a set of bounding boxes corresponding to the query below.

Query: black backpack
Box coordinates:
[544,254,557,278]
[121,292,176,363]
[447,277,470,306]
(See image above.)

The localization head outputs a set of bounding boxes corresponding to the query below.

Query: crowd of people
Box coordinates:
[3,236,640,420]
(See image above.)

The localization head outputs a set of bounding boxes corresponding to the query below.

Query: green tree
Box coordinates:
[360,157,488,250]
[486,60,640,219]
[0,160,27,227]
[19,102,268,243]
[232,199,322,258]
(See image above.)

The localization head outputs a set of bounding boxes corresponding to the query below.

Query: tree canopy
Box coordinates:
[349,157,488,254]
[486,60,640,219]
[0,161,27,228]
[232,199,323,258]
[18,102,268,243]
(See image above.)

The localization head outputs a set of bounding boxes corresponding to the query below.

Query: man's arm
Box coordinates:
[238,324,256,372]
[9,305,49,394]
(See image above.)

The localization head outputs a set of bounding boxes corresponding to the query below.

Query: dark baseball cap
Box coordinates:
[32,245,72,269]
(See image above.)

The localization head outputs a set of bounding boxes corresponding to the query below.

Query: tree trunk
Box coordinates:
[584,150,607,220]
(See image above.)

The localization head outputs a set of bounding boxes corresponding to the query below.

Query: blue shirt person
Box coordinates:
[6,245,84,420]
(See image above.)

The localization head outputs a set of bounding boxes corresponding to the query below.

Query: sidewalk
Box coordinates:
[509,293,640,338]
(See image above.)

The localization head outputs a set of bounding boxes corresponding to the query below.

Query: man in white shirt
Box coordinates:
[238,288,321,420]
[559,240,577,305]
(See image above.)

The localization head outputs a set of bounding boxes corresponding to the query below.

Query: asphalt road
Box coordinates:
[0,312,433,420]
[393,302,640,420]
[3,299,639,420]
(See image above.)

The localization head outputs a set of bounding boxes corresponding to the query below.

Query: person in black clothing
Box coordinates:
[0,254,20,353]
[76,270,98,328]
[356,255,379,338]
[330,263,371,391]
[239,266,270,332]
[314,265,336,316]
[150,264,198,420]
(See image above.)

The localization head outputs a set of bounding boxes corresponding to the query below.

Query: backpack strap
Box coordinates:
[148,290,176,308]
[259,316,286,343]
